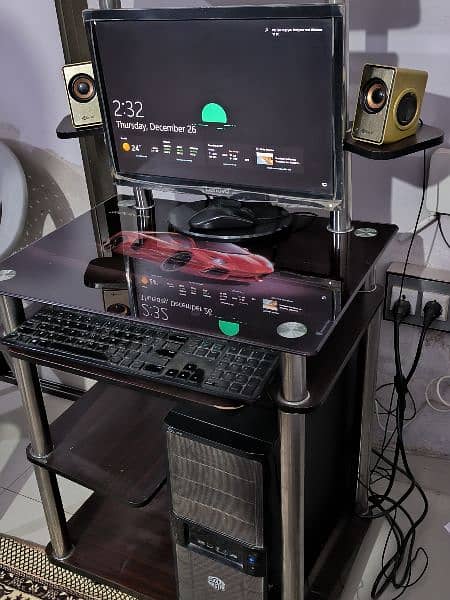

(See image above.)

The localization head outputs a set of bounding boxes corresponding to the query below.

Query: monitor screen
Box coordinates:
[86,7,344,201]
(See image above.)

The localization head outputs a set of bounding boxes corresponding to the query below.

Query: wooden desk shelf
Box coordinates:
[56,114,104,139]
[344,124,444,160]
[48,486,176,600]
[28,383,175,507]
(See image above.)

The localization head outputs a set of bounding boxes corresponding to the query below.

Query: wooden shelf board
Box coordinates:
[57,114,104,139]
[28,382,175,507]
[48,486,176,600]
[344,124,444,160]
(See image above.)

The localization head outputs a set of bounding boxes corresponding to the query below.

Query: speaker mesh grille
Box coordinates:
[167,431,264,547]
[176,545,264,600]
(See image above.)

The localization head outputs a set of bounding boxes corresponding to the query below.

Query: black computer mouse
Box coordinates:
[189,206,256,231]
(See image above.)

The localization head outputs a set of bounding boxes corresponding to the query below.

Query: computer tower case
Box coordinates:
[165,349,363,600]
[165,403,280,600]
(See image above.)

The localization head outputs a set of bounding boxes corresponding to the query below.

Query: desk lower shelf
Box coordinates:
[28,382,175,507]
[48,485,176,600]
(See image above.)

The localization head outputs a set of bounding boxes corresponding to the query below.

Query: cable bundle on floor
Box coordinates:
[366,309,431,599]
[363,150,437,599]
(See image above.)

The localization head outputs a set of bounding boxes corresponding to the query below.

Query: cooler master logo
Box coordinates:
[208,576,226,591]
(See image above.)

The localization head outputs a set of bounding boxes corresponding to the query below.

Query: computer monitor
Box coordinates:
[84,6,345,207]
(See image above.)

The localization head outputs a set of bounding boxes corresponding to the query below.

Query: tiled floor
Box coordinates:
[0,381,91,545]
[1,380,449,598]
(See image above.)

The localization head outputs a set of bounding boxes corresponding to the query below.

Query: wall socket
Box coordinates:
[390,286,419,315]
[385,263,450,333]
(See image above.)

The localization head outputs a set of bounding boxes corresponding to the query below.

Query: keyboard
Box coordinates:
[1,306,278,403]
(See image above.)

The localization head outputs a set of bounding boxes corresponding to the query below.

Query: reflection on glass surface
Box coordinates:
[0,195,396,355]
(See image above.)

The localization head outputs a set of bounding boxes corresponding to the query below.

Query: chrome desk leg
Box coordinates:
[0,296,71,558]
[134,186,155,232]
[363,266,377,293]
[277,353,309,600]
[355,302,382,515]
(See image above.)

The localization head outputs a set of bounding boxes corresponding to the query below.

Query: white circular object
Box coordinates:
[0,269,16,281]
[354,227,378,238]
[277,321,308,339]
[425,376,450,413]
[437,375,450,408]
[0,142,28,260]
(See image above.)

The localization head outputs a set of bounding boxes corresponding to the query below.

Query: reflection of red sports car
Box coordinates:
[105,231,274,281]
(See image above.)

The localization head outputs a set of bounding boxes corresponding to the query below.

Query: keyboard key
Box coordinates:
[190,372,204,384]
[244,383,258,394]
[229,383,243,394]
[144,363,164,374]
[169,334,188,343]
[195,348,208,357]
[157,348,177,358]
[166,369,179,377]
[239,347,252,357]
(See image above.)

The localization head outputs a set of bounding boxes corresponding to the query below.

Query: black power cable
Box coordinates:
[437,213,450,250]
[363,150,438,599]
[364,308,430,600]
[397,150,428,301]
[366,302,441,599]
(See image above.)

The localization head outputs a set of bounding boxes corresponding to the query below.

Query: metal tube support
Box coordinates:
[329,0,353,234]
[99,0,121,9]
[355,304,382,514]
[277,354,309,600]
[363,266,377,292]
[0,295,72,559]
[134,187,156,232]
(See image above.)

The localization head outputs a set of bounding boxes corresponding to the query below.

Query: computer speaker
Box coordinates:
[352,64,428,145]
[62,62,102,128]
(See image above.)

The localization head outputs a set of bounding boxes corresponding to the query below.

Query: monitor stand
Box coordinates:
[168,196,292,241]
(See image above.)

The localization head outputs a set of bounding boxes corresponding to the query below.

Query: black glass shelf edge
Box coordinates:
[302,285,384,414]
[56,114,104,139]
[344,124,444,160]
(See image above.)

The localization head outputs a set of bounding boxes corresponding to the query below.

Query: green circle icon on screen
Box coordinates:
[202,103,228,124]
[219,320,240,337]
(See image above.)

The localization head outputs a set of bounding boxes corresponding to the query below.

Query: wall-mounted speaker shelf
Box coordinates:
[344,124,444,160]
[56,114,104,139]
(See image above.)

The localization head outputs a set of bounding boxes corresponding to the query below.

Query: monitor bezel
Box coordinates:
[84,5,345,206]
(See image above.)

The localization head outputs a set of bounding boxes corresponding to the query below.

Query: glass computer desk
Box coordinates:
[0,195,397,600]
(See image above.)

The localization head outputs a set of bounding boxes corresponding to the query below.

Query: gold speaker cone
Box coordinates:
[69,74,96,103]
[395,91,418,127]
[362,79,388,113]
